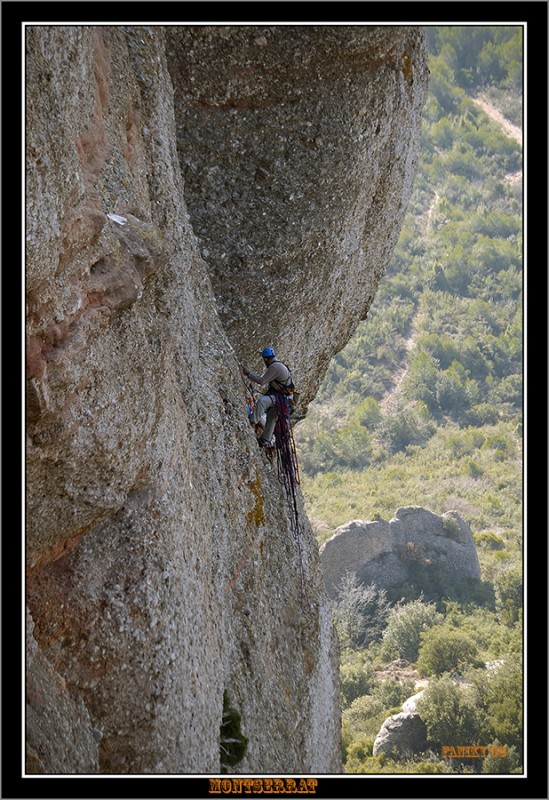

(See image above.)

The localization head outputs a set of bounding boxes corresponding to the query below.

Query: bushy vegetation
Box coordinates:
[220,691,248,772]
[335,590,523,773]
[296,23,522,483]
[332,573,391,648]
[380,597,443,663]
[416,626,483,676]
[296,27,523,774]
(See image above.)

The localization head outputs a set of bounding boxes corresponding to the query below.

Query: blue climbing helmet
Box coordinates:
[260,347,276,358]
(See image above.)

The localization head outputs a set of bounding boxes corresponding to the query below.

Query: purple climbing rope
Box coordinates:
[273,394,308,603]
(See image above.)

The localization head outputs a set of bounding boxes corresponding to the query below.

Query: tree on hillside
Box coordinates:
[332,573,391,648]
[419,675,483,746]
[417,626,483,677]
[380,597,442,663]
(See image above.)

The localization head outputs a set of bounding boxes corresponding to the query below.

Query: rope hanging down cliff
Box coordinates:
[239,349,308,601]
[272,393,308,600]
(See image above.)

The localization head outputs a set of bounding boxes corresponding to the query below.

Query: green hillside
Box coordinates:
[295,26,524,774]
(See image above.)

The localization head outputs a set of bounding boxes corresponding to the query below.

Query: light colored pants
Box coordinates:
[251,394,277,443]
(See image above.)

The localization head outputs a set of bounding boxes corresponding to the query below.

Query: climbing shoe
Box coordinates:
[257,436,269,450]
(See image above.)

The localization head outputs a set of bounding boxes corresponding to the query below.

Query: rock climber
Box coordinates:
[240,347,294,449]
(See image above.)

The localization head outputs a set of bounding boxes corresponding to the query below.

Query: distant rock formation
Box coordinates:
[372,710,428,758]
[320,506,481,598]
[373,688,428,759]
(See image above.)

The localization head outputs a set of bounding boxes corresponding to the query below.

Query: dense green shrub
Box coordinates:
[352,397,382,429]
[381,402,436,453]
[380,597,443,663]
[373,676,416,708]
[462,459,484,479]
[417,627,483,676]
[418,675,484,746]
[343,694,386,733]
[471,661,523,751]
[494,567,523,625]
[474,532,505,550]
[402,352,439,408]
[435,362,478,417]
[340,657,375,709]
[481,743,522,774]
[343,733,376,771]
[445,428,486,456]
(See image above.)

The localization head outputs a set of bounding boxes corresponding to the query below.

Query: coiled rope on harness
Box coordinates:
[273,393,308,604]
[239,370,309,605]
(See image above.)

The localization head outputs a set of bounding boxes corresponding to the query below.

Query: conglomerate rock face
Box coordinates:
[25,25,429,774]
[165,26,428,404]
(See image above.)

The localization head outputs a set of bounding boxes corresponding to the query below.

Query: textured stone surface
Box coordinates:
[165,25,428,406]
[320,507,481,597]
[26,608,100,774]
[401,689,427,714]
[373,689,427,759]
[373,710,428,758]
[25,25,428,774]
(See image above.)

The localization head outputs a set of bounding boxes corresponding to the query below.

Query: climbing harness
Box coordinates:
[241,374,276,462]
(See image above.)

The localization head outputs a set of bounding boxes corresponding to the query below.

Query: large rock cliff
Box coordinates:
[25,25,429,774]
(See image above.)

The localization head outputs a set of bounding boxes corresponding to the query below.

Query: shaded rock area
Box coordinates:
[25,25,429,774]
[320,506,481,598]
[372,689,427,759]
[25,609,100,773]
[165,25,428,406]
[373,711,428,759]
